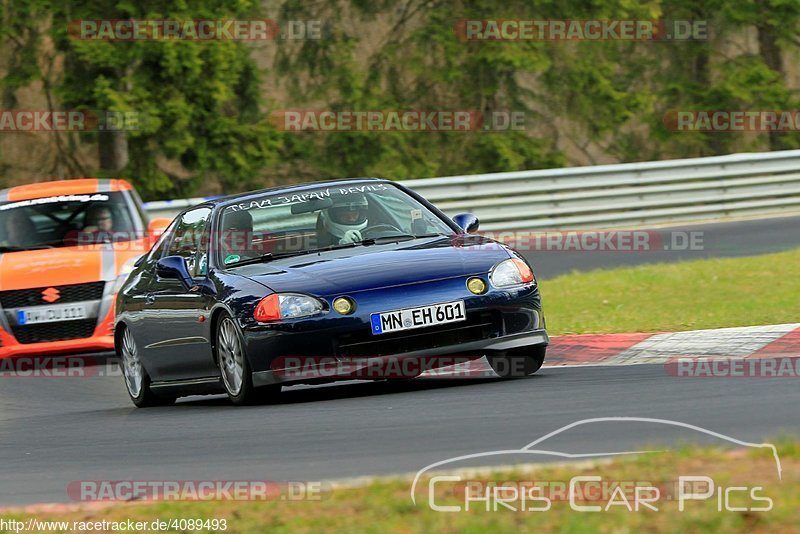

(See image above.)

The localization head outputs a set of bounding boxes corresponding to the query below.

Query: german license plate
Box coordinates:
[371,300,466,335]
[17,304,88,325]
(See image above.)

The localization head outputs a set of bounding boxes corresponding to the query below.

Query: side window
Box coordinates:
[147,218,179,261]
[166,207,212,277]
[196,219,211,277]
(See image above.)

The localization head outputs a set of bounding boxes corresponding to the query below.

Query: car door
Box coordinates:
[141,206,217,382]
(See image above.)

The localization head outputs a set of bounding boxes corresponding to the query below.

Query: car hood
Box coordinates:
[0,242,143,291]
[235,235,512,295]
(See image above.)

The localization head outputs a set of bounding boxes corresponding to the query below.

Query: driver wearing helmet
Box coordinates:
[318,194,369,246]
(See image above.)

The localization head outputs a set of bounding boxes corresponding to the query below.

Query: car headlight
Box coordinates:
[490,258,535,288]
[254,293,325,322]
[110,256,141,294]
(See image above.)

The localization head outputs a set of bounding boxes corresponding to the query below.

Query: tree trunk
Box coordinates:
[98,130,129,171]
[756,1,784,150]
[757,26,783,75]
[692,44,725,155]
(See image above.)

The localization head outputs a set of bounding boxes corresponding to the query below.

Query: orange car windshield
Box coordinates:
[0,192,139,251]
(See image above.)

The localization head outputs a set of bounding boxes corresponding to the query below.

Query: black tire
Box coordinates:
[215,313,281,406]
[117,325,176,408]
[488,345,546,378]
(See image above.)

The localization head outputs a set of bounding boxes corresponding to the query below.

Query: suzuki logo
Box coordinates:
[42,287,61,303]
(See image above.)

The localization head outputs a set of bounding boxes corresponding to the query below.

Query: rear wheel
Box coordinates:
[216,314,280,405]
[488,345,546,378]
[118,326,175,408]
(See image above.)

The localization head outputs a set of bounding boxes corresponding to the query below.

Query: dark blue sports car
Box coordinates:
[115,179,548,406]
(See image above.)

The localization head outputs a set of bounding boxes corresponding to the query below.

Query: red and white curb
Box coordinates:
[421,323,800,377]
[606,323,800,365]
[552,323,800,366]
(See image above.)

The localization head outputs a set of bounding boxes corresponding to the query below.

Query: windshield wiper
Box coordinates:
[224,250,313,268]
[225,244,359,267]
[412,233,448,239]
[344,233,447,246]
[224,253,274,267]
[365,233,447,244]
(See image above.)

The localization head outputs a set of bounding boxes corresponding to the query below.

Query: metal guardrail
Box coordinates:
[144,150,800,230]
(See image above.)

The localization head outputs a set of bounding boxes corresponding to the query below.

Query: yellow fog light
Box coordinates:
[467,277,487,295]
[333,297,355,315]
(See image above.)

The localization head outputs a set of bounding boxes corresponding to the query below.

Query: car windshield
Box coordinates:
[218,182,455,266]
[0,191,140,251]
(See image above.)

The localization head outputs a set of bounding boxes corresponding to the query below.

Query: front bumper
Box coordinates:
[243,279,542,360]
[0,333,115,359]
[252,328,548,386]
[0,297,116,359]
[241,274,546,386]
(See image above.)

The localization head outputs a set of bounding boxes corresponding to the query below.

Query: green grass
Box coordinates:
[2,442,796,533]
[541,248,800,335]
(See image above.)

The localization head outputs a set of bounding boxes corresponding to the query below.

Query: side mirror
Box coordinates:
[156,256,193,289]
[452,213,480,233]
[147,217,172,246]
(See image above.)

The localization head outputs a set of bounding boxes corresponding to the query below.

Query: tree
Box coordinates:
[274,0,567,180]
[721,0,800,150]
[1,0,278,198]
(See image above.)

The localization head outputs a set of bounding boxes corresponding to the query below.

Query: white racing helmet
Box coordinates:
[320,194,369,239]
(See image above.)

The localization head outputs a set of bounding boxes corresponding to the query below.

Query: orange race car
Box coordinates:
[0,178,171,359]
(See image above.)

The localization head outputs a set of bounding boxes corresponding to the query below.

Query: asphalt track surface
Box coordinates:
[1,364,798,506]
[1,215,799,506]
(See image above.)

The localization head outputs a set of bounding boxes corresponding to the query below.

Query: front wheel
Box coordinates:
[118,325,175,408]
[216,314,280,405]
[488,345,546,378]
